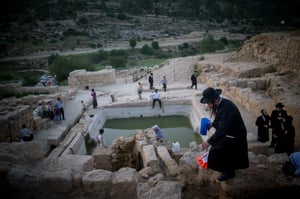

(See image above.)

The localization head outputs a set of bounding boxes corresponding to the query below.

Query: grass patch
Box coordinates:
[135,58,167,67]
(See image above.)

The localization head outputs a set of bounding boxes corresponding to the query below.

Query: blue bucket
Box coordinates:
[199,118,211,135]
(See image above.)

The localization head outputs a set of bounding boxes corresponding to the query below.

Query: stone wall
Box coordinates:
[68,69,116,89]
[1,133,300,199]
[0,88,77,142]
[197,32,300,150]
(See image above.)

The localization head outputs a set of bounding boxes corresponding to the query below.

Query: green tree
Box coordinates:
[109,56,128,68]
[152,41,159,49]
[198,34,225,53]
[129,39,137,49]
[90,50,109,64]
[141,44,154,55]
[49,56,94,82]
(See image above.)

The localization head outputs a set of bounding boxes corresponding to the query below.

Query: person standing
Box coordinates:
[47,101,54,121]
[269,102,288,148]
[97,128,107,148]
[81,100,87,112]
[55,97,65,120]
[53,105,61,125]
[274,115,295,156]
[201,87,249,181]
[152,89,162,109]
[190,71,197,89]
[255,109,271,142]
[19,124,34,142]
[152,124,164,141]
[91,88,98,109]
[161,76,167,92]
[137,82,143,100]
[148,73,154,90]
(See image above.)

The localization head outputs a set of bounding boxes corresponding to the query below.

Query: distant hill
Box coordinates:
[0,0,299,58]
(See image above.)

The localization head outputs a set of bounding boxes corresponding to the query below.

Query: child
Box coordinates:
[97,128,107,148]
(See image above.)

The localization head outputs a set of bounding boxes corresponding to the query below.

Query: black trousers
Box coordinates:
[191,82,197,89]
[162,83,166,92]
[152,99,162,108]
[60,107,65,120]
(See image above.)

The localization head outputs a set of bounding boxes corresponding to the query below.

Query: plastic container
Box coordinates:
[199,118,211,135]
[172,141,180,152]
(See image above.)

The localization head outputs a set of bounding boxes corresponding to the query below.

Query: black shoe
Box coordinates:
[217,172,235,181]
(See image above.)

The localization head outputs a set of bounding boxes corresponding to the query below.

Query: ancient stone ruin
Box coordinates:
[1,31,300,198]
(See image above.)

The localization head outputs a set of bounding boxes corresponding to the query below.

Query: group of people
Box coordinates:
[255,102,295,156]
[48,97,65,125]
[36,97,65,125]
[137,71,198,108]
[199,87,299,181]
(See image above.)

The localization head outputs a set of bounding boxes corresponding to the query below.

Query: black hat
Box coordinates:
[275,102,284,108]
[200,87,222,104]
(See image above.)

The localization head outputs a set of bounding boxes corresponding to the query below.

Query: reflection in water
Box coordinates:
[84,115,202,155]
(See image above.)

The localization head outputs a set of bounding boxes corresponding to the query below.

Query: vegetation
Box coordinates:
[0,34,242,88]
[48,55,95,82]
[2,0,298,26]
[0,87,49,100]
[129,39,137,49]
[198,34,226,53]
[46,35,240,83]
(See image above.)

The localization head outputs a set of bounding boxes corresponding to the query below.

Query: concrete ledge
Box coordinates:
[47,126,68,146]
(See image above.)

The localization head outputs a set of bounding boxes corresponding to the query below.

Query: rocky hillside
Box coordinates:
[1,0,299,58]
[197,31,300,149]
[233,31,300,103]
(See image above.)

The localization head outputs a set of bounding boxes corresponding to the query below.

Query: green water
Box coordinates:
[102,115,202,147]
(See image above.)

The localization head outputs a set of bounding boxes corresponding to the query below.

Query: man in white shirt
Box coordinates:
[152,89,162,109]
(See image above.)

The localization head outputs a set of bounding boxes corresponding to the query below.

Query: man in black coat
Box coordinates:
[269,102,288,148]
[190,71,197,89]
[201,87,249,181]
[148,73,154,90]
[255,109,271,142]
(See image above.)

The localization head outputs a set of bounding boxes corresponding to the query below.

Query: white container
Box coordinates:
[172,141,180,152]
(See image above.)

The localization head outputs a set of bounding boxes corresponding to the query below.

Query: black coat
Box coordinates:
[148,75,153,84]
[275,123,295,155]
[191,74,197,83]
[255,114,271,142]
[207,98,249,172]
[271,109,288,134]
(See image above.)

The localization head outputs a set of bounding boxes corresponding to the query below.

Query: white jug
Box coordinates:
[172,141,180,152]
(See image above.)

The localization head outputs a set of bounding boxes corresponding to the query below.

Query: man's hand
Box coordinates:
[202,141,210,150]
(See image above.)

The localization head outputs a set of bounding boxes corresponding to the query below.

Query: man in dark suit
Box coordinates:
[148,73,154,90]
[269,102,288,148]
[255,109,271,142]
[201,87,249,181]
[190,71,197,89]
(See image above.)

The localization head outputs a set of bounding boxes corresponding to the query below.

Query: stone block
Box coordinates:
[93,147,112,170]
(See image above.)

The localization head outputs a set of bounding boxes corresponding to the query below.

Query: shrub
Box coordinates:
[198,34,225,53]
[141,44,154,55]
[49,56,94,82]
[152,41,159,49]
[129,39,137,49]
[219,37,228,45]
[90,50,109,64]
[109,56,128,68]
